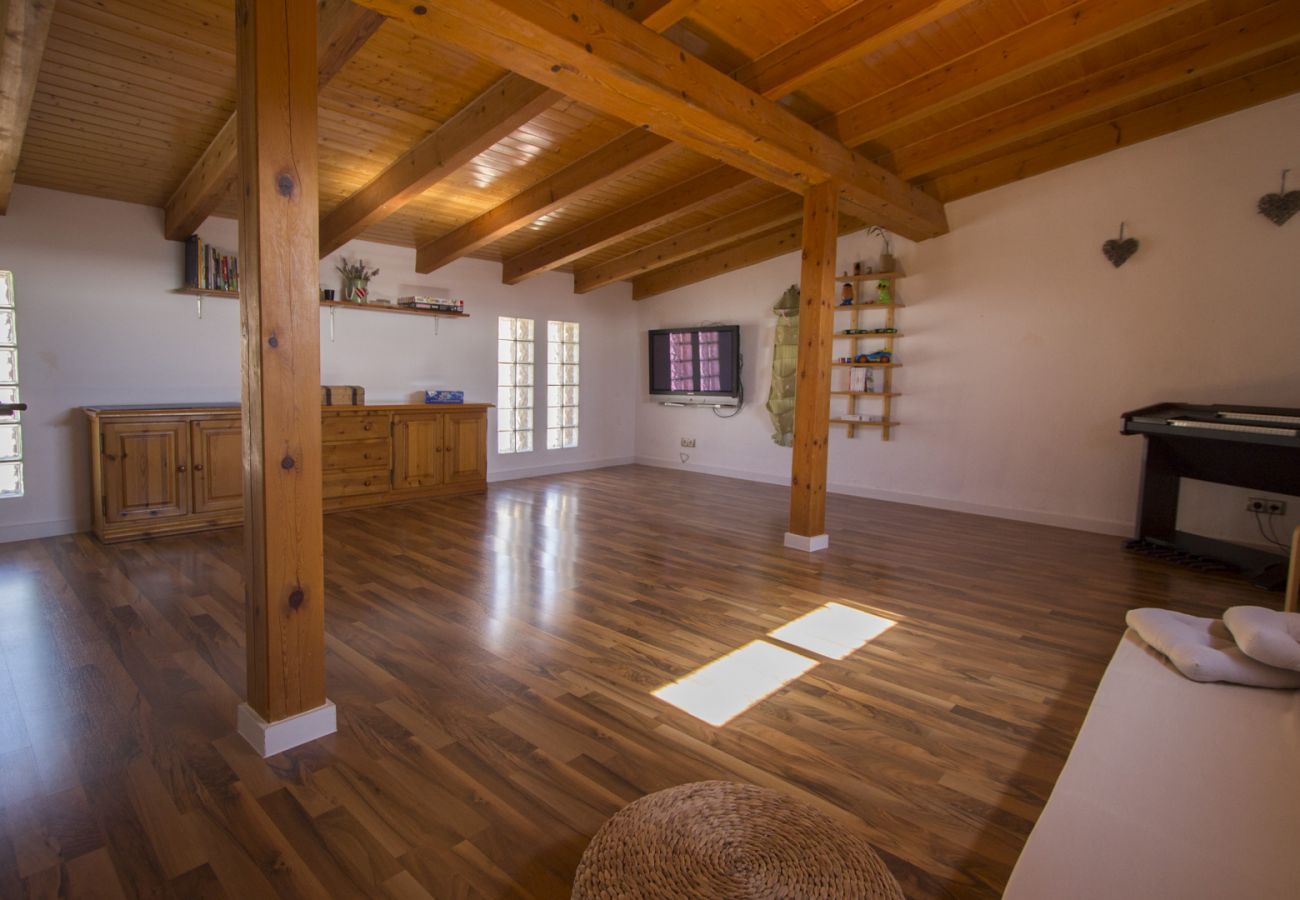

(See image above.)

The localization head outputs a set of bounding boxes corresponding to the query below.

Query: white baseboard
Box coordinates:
[488,455,635,483]
[784,532,829,552]
[237,700,337,757]
[633,455,1130,537]
[0,517,86,543]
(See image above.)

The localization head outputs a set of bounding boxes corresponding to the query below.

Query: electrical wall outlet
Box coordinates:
[681,437,696,448]
[1247,497,1288,516]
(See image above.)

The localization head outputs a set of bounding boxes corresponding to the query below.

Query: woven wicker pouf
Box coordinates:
[572,780,905,899]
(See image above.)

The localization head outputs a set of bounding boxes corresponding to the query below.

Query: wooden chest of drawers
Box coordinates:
[85,404,490,542]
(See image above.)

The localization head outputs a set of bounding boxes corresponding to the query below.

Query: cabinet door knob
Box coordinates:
[177,464,187,472]
[105,453,117,461]
[363,422,373,431]
[194,463,204,471]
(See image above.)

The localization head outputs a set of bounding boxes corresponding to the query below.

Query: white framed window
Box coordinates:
[0,271,22,498]
[547,320,579,449]
[497,316,535,454]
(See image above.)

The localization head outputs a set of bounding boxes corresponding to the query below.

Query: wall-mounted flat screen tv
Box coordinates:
[648,325,741,402]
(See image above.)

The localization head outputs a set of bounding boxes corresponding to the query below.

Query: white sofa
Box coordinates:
[1004,629,1300,900]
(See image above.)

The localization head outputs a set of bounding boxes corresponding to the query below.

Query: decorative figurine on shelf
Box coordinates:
[861,350,892,364]
[337,257,380,303]
[877,280,892,304]
[840,283,855,305]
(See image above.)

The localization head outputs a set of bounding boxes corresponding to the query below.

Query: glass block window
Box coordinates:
[546,321,579,449]
[497,316,535,454]
[0,272,21,498]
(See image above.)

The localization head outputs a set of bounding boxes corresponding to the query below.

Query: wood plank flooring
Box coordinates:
[0,465,1267,898]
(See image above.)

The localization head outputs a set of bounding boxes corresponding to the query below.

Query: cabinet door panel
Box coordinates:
[392,414,444,489]
[102,421,189,522]
[444,411,487,485]
[191,418,243,515]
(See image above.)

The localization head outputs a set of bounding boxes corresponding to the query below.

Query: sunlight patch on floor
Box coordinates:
[768,602,897,660]
[652,640,817,726]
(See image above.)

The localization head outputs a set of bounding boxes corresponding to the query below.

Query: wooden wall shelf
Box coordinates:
[832,271,904,440]
[840,272,900,282]
[172,289,470,319]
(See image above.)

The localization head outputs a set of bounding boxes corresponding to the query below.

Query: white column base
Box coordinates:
[784,532,829,552]
[237,699,337,757]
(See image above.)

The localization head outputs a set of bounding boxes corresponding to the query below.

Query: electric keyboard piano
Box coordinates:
[1122,402,1300,577]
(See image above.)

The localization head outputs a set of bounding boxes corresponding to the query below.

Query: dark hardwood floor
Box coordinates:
[0,465,1263,899]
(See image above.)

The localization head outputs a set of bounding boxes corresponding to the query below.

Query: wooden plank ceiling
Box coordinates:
[13,0,1300,297]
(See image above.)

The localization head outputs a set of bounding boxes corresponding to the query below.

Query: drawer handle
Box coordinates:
[363,422,373,431]
[363,479,372,487]
[194,463,204,472]
[177,464,187,473]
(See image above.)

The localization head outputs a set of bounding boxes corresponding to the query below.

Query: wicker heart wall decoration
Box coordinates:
[1258,169,1299,226]
[1102,222,1139,268]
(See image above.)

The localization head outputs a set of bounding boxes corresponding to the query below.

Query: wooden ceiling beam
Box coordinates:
[0,0,56,215]
[824,0,1211,147]
[573,192,802,293]
[364,2,696,269]
[631,213,863,300]
[732,0,977,100]
[415,128,674,272]
[357,0,947,241]
[501,166,754,284]
[318,75,558,256]
[886,2,1300,183]
[511,0,1208,288]
[419,0,959,276]
[163,0,384,241]
[929,51,1300,204]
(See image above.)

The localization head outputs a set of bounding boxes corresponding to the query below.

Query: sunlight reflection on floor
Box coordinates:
[769,602,897,660]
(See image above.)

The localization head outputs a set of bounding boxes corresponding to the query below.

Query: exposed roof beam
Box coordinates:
[501,165,753,284]
[631,214,862,300]
[416,129,673,272]
[885,2,1300,183]
[731,0,975,100]
[0,0,56,215]
[163,0,384,241]
[358,0,947,239]
[929,50,1300,204]
[319,76,558,256]
[419,0,959,275]
[326,0,695,260]
[823,0,1210,147]
[573,193,802,293]
[513,0,1204,286]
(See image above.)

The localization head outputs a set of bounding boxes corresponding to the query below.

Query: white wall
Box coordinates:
[0,186,637,541]
[636,93,1300,547]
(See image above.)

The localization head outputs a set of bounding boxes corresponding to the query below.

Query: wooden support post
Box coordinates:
[234,0,333,756]
[786,181,838,552]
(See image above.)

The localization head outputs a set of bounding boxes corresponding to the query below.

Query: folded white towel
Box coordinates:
[1223,606,1300,672]
[1125,608,1300,689]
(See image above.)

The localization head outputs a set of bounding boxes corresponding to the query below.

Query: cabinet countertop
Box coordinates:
[84,402,493,417]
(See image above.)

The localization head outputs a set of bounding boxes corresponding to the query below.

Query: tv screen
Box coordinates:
[648,326,740,397]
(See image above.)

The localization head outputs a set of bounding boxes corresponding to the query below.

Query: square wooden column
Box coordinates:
[234,0,333,756]
[785,181,838,552]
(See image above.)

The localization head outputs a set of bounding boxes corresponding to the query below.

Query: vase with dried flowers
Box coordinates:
[337,258,380,303]
[864,226,895,273]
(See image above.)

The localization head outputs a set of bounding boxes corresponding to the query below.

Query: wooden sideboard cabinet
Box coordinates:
[85,403,490,542]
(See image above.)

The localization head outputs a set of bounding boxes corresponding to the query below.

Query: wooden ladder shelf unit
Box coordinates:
[831,272,903,440]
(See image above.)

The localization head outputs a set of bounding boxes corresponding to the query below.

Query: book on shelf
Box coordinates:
[184,235,240,292]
